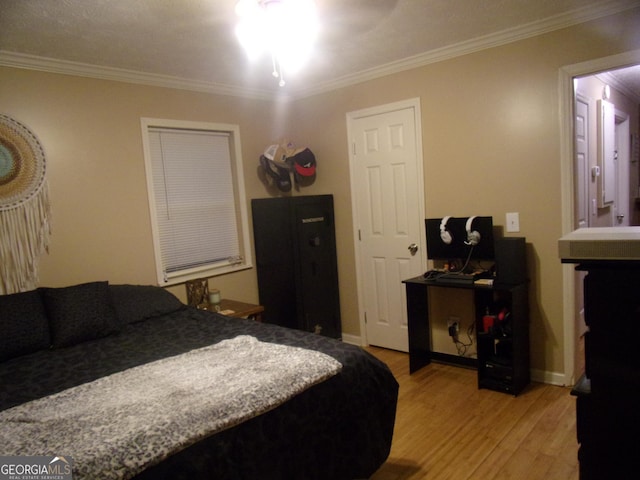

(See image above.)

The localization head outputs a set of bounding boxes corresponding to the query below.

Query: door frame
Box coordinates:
[346,98,426,346]
[559,48,640,386]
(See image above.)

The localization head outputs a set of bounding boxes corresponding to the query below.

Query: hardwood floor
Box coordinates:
[366,347,579,480]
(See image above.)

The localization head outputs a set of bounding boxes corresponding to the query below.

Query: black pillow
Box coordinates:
[41,281,119,348]
[109,284,184,325]
[0,289,51,362]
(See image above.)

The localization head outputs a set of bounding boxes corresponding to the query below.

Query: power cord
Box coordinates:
[457,246,474,273]
[452,320,475,356]
[435,246,476,280]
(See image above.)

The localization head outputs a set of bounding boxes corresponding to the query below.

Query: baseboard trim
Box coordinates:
[340,333,362,346]
[346,333,568,387]
[531,368,568,387]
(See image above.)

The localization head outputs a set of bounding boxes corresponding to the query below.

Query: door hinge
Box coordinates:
[364,312,367,324]
[352,142,356,156]
[358,229,362,241]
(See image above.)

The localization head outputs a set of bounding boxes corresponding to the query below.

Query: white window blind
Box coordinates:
[147,127,242,281]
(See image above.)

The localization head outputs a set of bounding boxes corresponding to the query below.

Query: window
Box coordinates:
[141,118,252,285]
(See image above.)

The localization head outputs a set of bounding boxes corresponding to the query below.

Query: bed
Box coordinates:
[0,282,398,479]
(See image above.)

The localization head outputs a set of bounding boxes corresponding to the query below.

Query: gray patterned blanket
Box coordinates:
[0,335,342,480]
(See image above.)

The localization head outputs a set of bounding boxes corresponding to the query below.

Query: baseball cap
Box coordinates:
[290,148,316,176]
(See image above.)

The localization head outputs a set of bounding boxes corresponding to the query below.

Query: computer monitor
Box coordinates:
[425,216,495,261]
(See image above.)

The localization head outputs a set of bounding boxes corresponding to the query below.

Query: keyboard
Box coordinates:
[434,273,476,284]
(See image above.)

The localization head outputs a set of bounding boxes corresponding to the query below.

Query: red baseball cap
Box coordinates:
[290,148,316,176]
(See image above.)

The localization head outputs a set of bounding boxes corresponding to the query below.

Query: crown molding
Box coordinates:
[1,0,638,101]
[0,51,279,102]
[290,0,640,99]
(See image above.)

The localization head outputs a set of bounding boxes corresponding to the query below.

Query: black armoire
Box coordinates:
[251,195,341,338]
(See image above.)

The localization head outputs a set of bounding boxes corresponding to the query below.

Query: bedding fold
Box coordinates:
[0,335,342,480]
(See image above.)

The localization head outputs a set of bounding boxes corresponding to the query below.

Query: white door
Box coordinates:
[614,113,630,226]
[598,99,616,207]
[348,99,425,352]
[574,95,589,229]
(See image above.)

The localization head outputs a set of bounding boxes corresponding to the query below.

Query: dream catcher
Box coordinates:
[0,114,51,294]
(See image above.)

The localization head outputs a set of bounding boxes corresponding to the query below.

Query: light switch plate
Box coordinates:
[506,212,520,232]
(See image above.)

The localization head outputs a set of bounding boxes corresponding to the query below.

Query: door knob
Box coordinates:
[408,243,418,255]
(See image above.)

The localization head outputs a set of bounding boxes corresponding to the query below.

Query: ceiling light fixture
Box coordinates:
[235,0,318,87]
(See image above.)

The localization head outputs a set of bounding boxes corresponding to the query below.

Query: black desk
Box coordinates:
[403,275,530,395]
[403,276,475,373]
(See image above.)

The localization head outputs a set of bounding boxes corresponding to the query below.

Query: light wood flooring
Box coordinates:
[366,347,579,480]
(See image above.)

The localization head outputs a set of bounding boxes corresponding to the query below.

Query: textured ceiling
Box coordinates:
[597,64,640,100]
[1,0,639,98]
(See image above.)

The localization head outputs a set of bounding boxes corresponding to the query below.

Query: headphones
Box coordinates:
[465,216,481,246]
[440,216,453,244]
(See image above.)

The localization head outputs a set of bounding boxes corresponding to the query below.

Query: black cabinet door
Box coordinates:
[252,197,297,329]
[291,196,341,338]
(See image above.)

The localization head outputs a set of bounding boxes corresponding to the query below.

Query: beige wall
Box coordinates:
[0,69,279,303]
[1,7,639,379]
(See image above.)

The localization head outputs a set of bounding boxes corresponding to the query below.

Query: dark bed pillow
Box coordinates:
[0,289,51,361]
[109,284,184,325]
[41,281,119,349]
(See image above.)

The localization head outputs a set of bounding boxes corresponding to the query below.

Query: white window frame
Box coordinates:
[140,118,252,286]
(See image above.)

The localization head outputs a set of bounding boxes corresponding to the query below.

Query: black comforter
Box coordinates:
[0,301,398,479]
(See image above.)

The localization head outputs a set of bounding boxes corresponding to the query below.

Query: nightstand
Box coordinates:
[208,299,264,322]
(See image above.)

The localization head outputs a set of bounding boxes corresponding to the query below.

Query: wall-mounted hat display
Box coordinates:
[258,142,316,193]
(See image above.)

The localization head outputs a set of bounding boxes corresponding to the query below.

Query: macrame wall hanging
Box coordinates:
[0,114,51,295]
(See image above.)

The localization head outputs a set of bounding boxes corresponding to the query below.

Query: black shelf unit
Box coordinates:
[251,195,341,339]
[475,282,530,395]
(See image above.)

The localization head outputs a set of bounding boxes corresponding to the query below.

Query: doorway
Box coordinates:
[560,50,640,386]
[347,98,425,352]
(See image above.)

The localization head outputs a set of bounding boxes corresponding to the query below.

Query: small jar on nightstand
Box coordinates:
[208,289,221,311]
